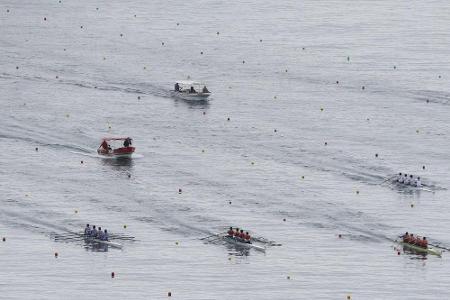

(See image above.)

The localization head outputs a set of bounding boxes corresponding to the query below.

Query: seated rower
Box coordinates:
[402,232,409,243]
[408,175,414,186]
[90,225,98,237]
[244,231,251,243]
[403,174,410,185]
[97,227,104,240]
[234,228,240,238]
[239,229,245,240]
[202,86,210,93]
[421,237,428,248]
[84,224,91,236]
[102,229,109,241]
[397,173,403,183]
[415,177,422,187]
[227,227,234,236]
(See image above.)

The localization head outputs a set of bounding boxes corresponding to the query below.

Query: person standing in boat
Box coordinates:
[174,83,180,91]
[190,86,196,93]
[84,224,91,236]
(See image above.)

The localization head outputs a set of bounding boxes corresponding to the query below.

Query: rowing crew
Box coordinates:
[227,227,251,243]
[402,232,428,248]
[84,224,109,241]
[395,173,421,187]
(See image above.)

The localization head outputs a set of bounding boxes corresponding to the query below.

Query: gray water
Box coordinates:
[1,0,450,299]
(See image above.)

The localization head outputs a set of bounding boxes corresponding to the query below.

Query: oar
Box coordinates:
[428,243,450,251]
[200,233,222,240]
[380,175,396,185]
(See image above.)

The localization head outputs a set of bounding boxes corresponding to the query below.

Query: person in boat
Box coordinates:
[398,173,404,183]
[90,225,98,237]
[415,176,422,187]
[244,231,251,243]
[402,232,409,243]
[97,227,104,240]
[202,86,209,93]
[408,174,414,186]
[84,224,91,236]
[397,173,402,182]
[101,140,108,151]
[102,229,109,241]
[189,86,196,93]
[421,237,428,248]
[403,174,410,185]
[227,227,234,236]
[174,83,180,91]
[239,229,246,240]
[234,228,240,238]
[123,138,130,147]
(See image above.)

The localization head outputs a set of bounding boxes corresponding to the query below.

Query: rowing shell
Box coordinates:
[389,181,434,193]
[223,235,266,252]
[83,235,123,249]
[399,242,442,257]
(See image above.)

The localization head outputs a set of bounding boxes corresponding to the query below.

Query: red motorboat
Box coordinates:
[97,137,135,158]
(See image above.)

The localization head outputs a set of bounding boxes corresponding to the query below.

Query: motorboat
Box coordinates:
[97,137,135,158]
[170,80,211,101]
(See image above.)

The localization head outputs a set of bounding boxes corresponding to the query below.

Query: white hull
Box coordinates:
[223,236,265,252]
[84,235,123,249]
[170,91,211,101]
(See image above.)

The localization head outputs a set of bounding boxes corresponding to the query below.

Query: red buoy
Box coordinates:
[54,252,58,258]
[111,272,115,278]
[168,292,172,297]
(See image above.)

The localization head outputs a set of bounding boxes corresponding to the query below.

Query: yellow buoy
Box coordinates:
[123,225,127,229]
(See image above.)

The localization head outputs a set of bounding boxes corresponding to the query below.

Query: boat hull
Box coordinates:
[399,242,441,256]
[223,235,265,252]
[98,146,135,158]
[83,235,123,249]
[170,91,211,101]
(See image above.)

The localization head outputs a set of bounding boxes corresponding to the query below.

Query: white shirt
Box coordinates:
[416,179,422,187]
[84,227,90,235]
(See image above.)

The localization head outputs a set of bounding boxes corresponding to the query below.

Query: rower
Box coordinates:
[403,174,410,185]
[90,225,98,237]
[422,237,428,248]
[84,224,91,235]
[398,173,404,183]
[402,232,409,243]
[97,227,104,240]
[239,229,245,240]
[244,231,251,242]
[227,227,234,236]
[102,229,109,241]
[409,233,415,244]
[415,176,422,187]
[234,228,240,238]
[397,172,403,182]
[408,175,414,186]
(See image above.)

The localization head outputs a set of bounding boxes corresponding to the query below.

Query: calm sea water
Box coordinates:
[1,0,450,299]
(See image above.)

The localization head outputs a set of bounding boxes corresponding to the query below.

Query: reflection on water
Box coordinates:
[100,157,134,171]
[173,98,211,110]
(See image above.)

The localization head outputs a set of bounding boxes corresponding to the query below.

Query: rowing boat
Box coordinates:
[223,235,266,252]
[83,235,123,249]
[399,241,442,257]
[389,181,434,193]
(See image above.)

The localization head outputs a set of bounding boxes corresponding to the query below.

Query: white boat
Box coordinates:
[170,81,211,101]
[389,180,433,193]
[83,235,123,249]
[223,235,266,252]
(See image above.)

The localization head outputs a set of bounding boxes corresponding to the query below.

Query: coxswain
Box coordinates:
[227,227,234,236]
[97,227,104,240]
[102,229,109,241]
[397,172,403,182]
[84,224,91,235]
[415,176,422,187]
[90,225,98,237]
